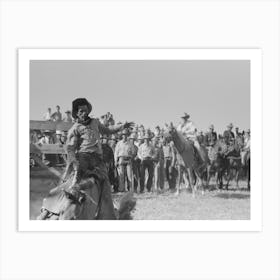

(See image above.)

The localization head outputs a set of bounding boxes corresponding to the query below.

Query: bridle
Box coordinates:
[40,188,101,220]
[68,189,101,220]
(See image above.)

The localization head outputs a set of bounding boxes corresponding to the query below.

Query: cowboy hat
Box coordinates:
[181,112,190,119]
[227,123,233,128]
[110,134,118,141]
[128,133,137,139]
[143,132,151,139]
[72,98,92,119]
[121,128,129,135]
[65,110,71,114]
[55,130,63,135]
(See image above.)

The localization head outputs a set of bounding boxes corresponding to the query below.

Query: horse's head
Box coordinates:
[58,188,87,220]
[39,178,100,220]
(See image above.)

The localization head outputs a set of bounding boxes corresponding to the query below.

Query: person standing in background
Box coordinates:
[51,105,62,122]
[43,108,52,121]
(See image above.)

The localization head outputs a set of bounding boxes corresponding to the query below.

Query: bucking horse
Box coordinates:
[37,145,136,220]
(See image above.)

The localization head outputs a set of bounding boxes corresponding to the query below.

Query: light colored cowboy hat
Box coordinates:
[55,130,63,135]
[121,128,129,135]
[128,133,137,139]
[181,112,190,119]
[227,123,233,128]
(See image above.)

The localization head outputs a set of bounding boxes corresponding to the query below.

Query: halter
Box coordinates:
[70,190,101,220]
[40,189,101,220]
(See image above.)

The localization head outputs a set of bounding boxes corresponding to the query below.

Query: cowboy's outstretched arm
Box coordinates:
[98,121,134,135]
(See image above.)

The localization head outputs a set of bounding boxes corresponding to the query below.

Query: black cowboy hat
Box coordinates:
[72,98,92,119]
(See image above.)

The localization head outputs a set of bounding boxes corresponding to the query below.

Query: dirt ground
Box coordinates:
[30,168,250,220]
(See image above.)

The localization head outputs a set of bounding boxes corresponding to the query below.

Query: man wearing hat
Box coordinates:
[205,125,217,147]
[65,98,134,219]
[152,136,165,192]
[126,132,139,192]
[137,131,155,192]
[177,112,205,161]
[51,105,62,122]
[177,113,197,140]
[114,129,134,192]
[63,110,73,123]
[162,138,176,190]
[241,129,250,165]
[235,126,244,146]
[223,123,235,145]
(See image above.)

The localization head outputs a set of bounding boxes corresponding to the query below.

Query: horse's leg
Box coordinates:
[235,168,240,189]
[206,164,211,190]
[247,162,250,191]
[175,165,181,195]
[183,169,189,190]
[215,171,219,190]
[187,167,195,198]
[226,166,231,191]
[194,170,204,195]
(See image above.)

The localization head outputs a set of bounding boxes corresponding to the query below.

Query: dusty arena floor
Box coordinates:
[30,168,250,220]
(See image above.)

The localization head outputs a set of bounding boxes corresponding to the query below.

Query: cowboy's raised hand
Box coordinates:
[123,121,135,129]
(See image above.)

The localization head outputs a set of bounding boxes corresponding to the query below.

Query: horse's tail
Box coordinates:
[118,192,136,220]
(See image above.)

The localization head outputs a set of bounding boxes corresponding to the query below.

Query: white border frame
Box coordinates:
[18,48,262,232]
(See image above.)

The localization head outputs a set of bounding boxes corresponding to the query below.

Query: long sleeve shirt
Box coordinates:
[137,143,155,160]
[114,140,133,161]
[66,118,123,155]
[177,120,197,141]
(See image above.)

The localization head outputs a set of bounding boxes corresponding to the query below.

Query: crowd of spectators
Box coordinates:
[30,108,250,193]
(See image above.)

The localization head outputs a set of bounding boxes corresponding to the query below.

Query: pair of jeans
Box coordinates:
[140,159,154,192]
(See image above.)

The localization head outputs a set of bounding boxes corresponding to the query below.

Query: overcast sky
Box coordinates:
[30,60,250,133]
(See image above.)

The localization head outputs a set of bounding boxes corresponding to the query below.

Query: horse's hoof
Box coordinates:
[201,190,205,195]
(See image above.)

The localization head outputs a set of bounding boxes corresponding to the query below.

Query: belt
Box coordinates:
[143,157,152,160]
[119,156,131,161]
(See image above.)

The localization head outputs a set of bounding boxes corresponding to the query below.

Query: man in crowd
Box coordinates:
[108,134,118,152]
[223,123,235,145]
[162,138,176,190]
[197,131,205,145]
[51,105,62,122]
[154,125,161,137]
[65,98,133,219]
[235,126,244,146]
[204,124,217,147]
[128,132,139,192]
[152,136,165,192]
[241,129,250,165]
[114,129,133,192]
[43,108,52,121]
[138,132,155,193]
[63,110,73,123]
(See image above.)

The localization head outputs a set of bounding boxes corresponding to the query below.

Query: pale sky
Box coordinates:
[30,60,250,134]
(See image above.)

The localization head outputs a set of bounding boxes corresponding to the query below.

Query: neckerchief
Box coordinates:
[77,117,92,126]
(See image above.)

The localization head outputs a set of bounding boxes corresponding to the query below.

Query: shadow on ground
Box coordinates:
[214,192,250,200]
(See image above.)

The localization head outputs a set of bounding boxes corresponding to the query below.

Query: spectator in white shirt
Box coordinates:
[43,108,52,121]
